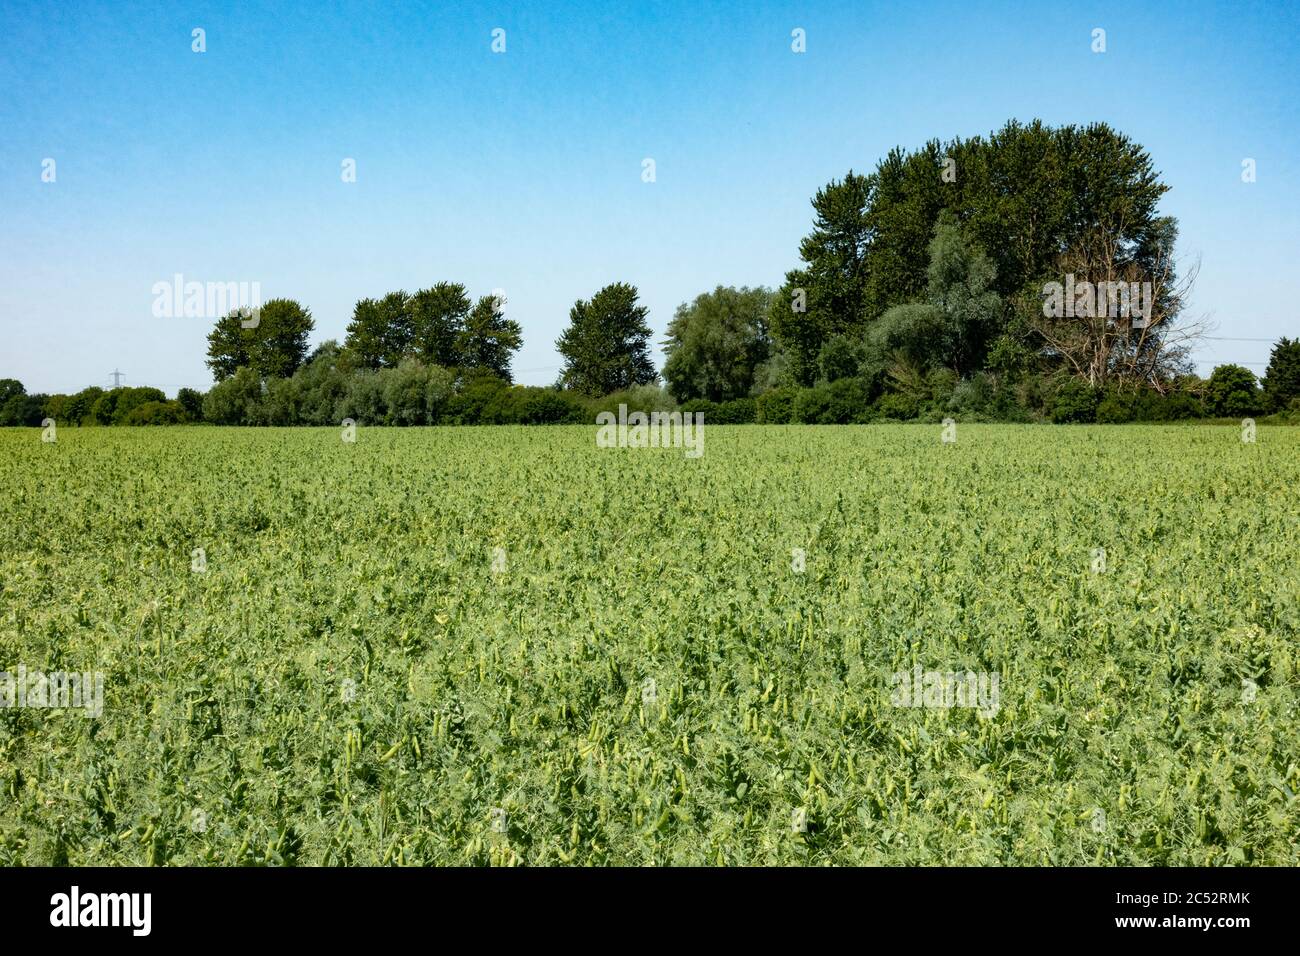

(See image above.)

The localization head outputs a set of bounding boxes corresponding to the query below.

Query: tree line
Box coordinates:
[5,119,1298,427]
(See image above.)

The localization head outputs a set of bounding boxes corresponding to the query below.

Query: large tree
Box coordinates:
[206,298,313,381]
[411,283,471,367]
[344,292,413,368]
[459,293,523,381]
[772,172,873,385]
[662,286,772,401]
[775,120,1183,387]
[556,282,656,395]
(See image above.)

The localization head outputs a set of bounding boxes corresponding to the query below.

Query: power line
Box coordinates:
[1196,340,1279,348]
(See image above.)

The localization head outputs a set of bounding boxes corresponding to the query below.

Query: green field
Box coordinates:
[1,424,1296,865]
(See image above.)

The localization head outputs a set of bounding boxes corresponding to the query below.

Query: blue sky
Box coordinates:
[1,0,1297,394]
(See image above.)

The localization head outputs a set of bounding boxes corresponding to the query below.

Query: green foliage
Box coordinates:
[202,368,265,425]
[794,377,872,424]
[459,295,523,382]
[557,283,657,396]
[0,391,48,426]
[1051,380,1101,424]
[755,387,797,424]
[713,398,757,424]
[122,400,189,425]
[206,299,314,381]
[1206,365,1261,418]
[1262,337,1300,412]
[772,172,874,385]
[585,384,677,419]
[345,292,414,369]
[662,286,772,402]
[410,283,471,367]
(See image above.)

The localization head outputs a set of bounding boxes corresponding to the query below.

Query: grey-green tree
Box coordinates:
[556,283,657,395]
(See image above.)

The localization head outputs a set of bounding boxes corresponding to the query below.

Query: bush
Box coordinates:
[587,384,677,421]
[713,398,756,423]
[875,392,920,420]
[203,368,266,425]
[123,400,188,425]
[108,387,167,425]
[382,359,437,425]
[678,399,719,419]
[755,388,797,423]
[444,373,510,424]
[1050,380,1100,423]
[794,378,870,424]
[513,388,588,424]
[335,370,387,425]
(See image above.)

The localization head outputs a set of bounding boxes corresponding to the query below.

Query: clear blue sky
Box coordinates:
[1,0,1297,394]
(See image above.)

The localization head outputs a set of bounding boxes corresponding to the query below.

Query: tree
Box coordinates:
[556,283,657,395]
[206,298,314,381]
[1262,337,1300,411]
[662,286,772,401]
[459,294,523,381]
[411,283,471,367]
[923,214,1002,376]
[772,172,873,385]
[344,292,413,368]
[1205,364,1260,417]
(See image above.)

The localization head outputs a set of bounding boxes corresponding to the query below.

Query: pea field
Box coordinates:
[1,424,1296,865]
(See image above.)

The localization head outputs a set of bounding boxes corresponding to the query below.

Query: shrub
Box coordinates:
[875,392,920,420]
[755,388,797,424]
[123,400,188,425]
[1050,379,1100,423]
[203,368,266,425]
[678,399,719,419]
[713,398,756,423]
[335,370,387,425]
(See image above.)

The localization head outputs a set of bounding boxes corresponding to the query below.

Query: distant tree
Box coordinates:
[459,294,523,381]
[0,379,24,407]
[1262,337,1300,411]
[0,391,48,426]
[772,172,873,385]
[556,283,657,395]
[1205,364,1261,417]
[662,286,772,402]
[411,283,471,367]
[206,298,313,380]
[176,388,205,421]
[65,386,105,425]
[344,292,413,368]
